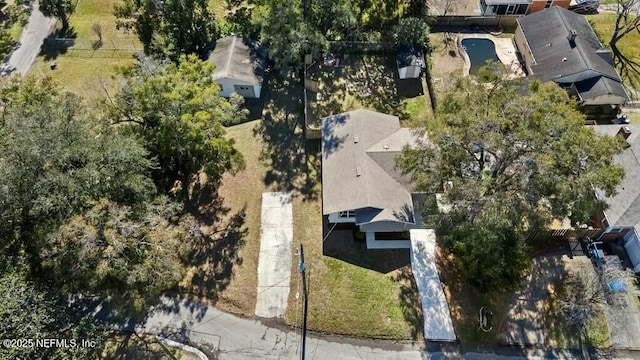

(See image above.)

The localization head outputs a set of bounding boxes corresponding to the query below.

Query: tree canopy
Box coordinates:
[0,271,106,359]
[41,198,195,315]
[400,72,625,291]
[0,77,156,265]
[393,17,430,49]
[111,55,245,195]
[40,0,76,30]
[114,0,217,60]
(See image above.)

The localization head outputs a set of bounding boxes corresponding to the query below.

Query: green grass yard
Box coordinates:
[31,0,140,98]
[587,13,640,92]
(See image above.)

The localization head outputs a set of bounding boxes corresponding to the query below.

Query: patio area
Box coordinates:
[457,31,525,78]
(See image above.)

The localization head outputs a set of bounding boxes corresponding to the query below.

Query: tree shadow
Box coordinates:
[321,216,411,273]
[252,72,320,201]
[394,266,424,341]
[40,27,78,61]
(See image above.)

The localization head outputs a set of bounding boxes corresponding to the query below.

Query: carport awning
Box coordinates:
[409,229,456,342]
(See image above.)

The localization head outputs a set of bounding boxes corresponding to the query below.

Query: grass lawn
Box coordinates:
[437,247,511,344]
[545,283,610,349]
[31,0,140,99]
[184,119,272,315]
[428,33,464,80]
[305,51,432,133]
[287,200,421,340]
[207,73,421,339]
[587,13,640,91]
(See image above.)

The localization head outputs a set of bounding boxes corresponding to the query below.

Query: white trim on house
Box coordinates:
[328,211,357,223]
[365,232,411,249]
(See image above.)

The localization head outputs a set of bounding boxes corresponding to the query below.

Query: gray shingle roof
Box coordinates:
[321,109,421,224]
[208,35,266,85]
[594,125,640,229]
[518,6,628,102]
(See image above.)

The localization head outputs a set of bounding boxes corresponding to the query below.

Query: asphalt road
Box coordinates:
[5,1,57,76]
[133,296,584,360]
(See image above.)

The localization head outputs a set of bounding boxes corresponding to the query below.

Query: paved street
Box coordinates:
[4,1,57,76]
[143,296,423,360]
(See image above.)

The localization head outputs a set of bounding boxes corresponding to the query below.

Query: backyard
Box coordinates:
[305,50,432,136]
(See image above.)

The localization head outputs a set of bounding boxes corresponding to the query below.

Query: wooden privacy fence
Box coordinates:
[327,41,395,54]
[435,15,519,28]
[527,228,604,243]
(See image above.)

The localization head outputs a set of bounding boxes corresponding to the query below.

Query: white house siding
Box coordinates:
[328,212,356,223]
[359,220,417,233]
[398,67,407,79]
[398,65,421,79]
[214,77,262,98]
[623,229,640,272]
[365,232,411,249]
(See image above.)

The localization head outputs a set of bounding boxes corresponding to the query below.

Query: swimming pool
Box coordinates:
[461,38,500,76]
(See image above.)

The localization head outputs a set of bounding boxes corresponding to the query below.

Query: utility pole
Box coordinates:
[299,243,308,360]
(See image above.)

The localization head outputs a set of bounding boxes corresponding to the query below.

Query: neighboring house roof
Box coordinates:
[517,6,628,102]
[594,125,640,230]
[208,35,266,86]
[321,109,421,224]
[397,46,424,68]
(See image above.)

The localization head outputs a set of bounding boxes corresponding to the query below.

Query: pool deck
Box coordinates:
[458,32,525,78]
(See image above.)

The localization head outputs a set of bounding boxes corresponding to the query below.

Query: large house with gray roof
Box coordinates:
[208,35,266,99]
[321,109,426,249]
[514,6,628,107]
[594,125,640,272]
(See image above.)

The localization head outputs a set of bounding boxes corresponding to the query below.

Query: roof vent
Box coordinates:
[562,57,568,62]
[356,166,362,177]
[568,29,577,43]
[354,134,359,143]
[383,144,390,150]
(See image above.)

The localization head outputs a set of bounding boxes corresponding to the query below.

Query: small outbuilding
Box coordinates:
[208,35,267,99]
[396,46,424,80]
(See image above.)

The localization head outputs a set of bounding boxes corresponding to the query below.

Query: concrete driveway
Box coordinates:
[255,192,293,319]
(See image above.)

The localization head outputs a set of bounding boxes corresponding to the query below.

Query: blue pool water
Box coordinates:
[462,38,499,76]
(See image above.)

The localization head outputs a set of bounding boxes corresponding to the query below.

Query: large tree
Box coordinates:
[251,0,327,72]
[111,55,244,196]
[114,0,217,60]
[399,73,625,291]
[0,271,106,359]
[41,197,195,316]
[0,77,156,266]
[40,0,76,31]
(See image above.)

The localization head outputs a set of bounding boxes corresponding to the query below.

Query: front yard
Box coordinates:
[201,73,423,339]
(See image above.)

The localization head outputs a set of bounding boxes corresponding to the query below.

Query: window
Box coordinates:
[545,0,553,8]
[339,210,355,218]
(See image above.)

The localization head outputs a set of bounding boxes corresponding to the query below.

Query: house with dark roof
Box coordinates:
[593,125,640,272]
[321,109,426,249]
[514,6,628,107]
[208,35,266,99]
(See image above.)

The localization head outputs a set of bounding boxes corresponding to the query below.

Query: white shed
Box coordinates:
[208,35,267,99]
[396,46,424,80]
